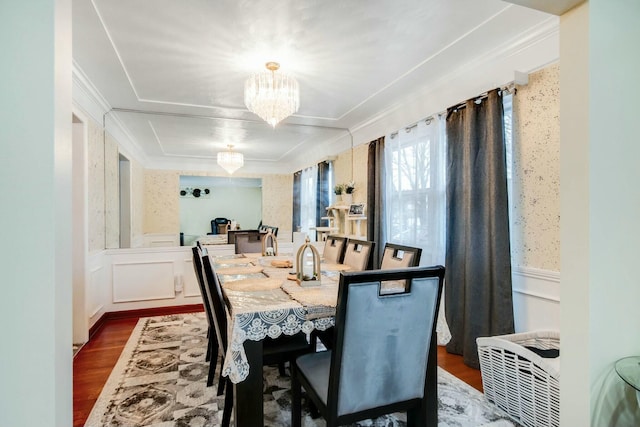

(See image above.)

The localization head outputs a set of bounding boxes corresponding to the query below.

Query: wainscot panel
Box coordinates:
[512,266,560,333]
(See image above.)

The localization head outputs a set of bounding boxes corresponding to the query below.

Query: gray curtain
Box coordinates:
[444,89,514,369]
[367,137,386,268]
[316,161,331,226]
[292,170,301,235]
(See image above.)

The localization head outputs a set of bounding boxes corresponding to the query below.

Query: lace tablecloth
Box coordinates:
[217,256,335,384]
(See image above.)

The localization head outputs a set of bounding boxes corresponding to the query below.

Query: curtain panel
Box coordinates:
[292,171,301,233]
[316,161,331,227]
[367,137,386,268]
[444,89,514,369]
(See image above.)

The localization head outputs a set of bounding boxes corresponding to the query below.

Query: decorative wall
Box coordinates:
[87,119,105,252]
[262,174,293,233]
[131,159,145,246]
[144,170,181,234]
[512,63,560,272]
[104,133,119,249]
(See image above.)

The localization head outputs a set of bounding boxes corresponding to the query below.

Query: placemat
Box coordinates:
[321,262,352,272]
[214,257,251,265]
[223,277,284,292]
[216,265,263,275]
[281,281,338,319]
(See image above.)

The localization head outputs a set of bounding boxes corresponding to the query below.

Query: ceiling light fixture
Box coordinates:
[217,144,244,174]
[244,61,300,127]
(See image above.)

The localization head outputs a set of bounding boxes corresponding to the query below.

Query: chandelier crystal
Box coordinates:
[217,145,244,174]
[244,61,300,127]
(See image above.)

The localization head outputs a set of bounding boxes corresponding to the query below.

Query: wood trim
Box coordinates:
[88,304,204,339]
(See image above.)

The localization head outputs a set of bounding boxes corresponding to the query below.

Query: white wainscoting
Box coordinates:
[142,233,180,247]
[512,266,560,333]
[104,246,206,312]
[182,258,200,298]
[87,251,106,329]
[112,260,176,302]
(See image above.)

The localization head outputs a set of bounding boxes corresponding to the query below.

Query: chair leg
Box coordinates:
[216,365,226,396]
[291,363,302,427]
[278,361,287,376]
[206,350,217,387]
[221,379,233,427]
[205,327,211,362]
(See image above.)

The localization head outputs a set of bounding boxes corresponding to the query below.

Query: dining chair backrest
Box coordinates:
[342,239,375,271]
[234,231,265,254]
[331,267,444,419]
[323,235,347,264]
[201,254,229,352]
[380,243,422,269]
[227,229,260,244]
[192,246,215,330]
[211,217,230,235]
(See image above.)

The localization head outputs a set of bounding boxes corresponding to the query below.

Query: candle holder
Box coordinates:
[295,236,321,287]
[262,229,278,256]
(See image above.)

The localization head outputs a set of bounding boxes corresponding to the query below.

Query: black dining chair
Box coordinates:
[380,243,423,269]
[312,238,375,351]
[234,231,264,254]
[342,238,375,271]
[200,254,314,427]
[191,246,219,387]
[378,243,423,294]
[322,235,347,264]
[291,266,445,427]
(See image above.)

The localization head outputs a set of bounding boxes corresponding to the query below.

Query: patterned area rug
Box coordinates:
[84,313,520,427]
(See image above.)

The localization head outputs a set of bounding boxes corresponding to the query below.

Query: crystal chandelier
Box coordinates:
[244,61,300,127]
[217,145,244,174]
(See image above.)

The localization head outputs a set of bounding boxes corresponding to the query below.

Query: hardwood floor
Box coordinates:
[73,311,483,427]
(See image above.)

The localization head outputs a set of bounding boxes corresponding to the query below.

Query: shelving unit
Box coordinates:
[324,204,367,238]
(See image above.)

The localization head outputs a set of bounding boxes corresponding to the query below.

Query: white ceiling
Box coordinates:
[72,0,555,174]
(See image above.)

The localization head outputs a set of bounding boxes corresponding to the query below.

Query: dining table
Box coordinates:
[211,252,349,426]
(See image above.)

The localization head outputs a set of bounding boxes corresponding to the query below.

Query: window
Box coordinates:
[384,118,446,265]
[299,165,318,235]
[383,93,513,266]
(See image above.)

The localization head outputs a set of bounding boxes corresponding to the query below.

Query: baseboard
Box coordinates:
[88,304,204,338]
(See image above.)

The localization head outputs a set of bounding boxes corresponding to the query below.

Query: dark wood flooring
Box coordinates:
[73,310,483,427]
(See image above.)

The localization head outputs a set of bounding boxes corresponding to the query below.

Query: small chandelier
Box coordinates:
[244,61,300,127]
[217,145,244,174]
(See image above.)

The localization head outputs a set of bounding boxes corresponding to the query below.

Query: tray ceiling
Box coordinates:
[72,0,555,173]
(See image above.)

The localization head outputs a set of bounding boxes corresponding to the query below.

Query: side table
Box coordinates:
[615,356,640,407]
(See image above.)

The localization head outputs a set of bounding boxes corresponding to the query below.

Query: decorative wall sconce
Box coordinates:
[262,229,278,256]
[296,236,321,286]
[179,187,210,198]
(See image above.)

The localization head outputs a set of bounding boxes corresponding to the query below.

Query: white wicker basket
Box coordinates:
[477,330,560,427]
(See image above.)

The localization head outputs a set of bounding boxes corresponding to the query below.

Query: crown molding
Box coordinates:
[72,60,111,125]
[348,16,559,139]
[72,61,149,166]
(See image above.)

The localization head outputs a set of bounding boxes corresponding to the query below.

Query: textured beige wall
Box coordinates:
[87,119,145,250]
[333,143,369,235]
[104,133,119,248]
[512,63,560,271]
[131,159,145,245]
[87,119,105,252]
[144,170,181,234]
[261,174,293,234]
[333,144,368,203]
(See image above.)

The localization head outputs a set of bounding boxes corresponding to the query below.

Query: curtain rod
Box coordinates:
[389,82,517,138]
[447,83,516,113]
